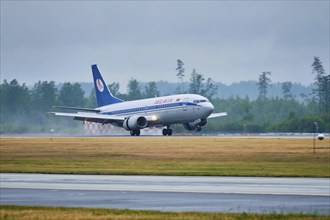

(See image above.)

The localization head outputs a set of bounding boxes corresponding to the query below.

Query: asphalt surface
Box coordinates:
[1,173,329,214]
[1,133,329,139]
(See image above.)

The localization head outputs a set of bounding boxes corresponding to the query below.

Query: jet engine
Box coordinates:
[184,122,198,131]
[183,119,208,131]
[123,116,148,131]
[199,119,208,128]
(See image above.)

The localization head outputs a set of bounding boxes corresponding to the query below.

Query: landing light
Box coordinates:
[151,115,158,121]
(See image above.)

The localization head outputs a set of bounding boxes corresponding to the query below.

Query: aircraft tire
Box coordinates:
[135,129,140,136]
[162,128,168,136]
[130,130,140,136]
[162,128,172,136]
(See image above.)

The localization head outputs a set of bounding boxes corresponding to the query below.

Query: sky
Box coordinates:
[1,1,329,89]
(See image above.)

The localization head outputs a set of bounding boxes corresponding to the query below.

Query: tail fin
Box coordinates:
[91,64,124,107]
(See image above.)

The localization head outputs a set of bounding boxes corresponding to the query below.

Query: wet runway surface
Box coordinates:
[2,133,328,139]
[1,174,329,214]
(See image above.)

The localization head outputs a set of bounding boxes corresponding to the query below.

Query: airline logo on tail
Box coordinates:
[91,64,124,106]
[96,79,104,92]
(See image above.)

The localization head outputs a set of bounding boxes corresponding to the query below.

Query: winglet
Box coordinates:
[91,64,124,107]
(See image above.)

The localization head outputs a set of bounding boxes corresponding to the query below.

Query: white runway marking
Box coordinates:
[1,173,329,214]
[1,173,329,196]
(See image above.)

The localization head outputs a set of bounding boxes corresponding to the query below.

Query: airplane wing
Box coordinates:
[53,106,100,113]
[49,112,126,125]
[49,111,157,127]
[208,112,227,119]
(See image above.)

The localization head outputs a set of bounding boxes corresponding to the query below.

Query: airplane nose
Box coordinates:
[206,102,214,115]
[209,103,214,112]
[210,102,214,110]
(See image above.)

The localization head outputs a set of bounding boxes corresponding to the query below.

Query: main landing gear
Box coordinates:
[130,129,140,136]
[162,126,173,136]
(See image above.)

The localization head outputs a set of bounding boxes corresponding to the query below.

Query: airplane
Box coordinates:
[50,64,227,136]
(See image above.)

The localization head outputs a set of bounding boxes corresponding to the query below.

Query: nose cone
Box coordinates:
[210,102,214,112]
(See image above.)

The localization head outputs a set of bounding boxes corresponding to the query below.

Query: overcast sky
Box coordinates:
[1,1,329,88]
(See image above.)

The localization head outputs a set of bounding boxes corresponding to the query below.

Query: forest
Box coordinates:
[0,57,329,134]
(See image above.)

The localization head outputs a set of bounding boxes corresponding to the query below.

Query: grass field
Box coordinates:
[1,206,329,220]
[0,137,329,177]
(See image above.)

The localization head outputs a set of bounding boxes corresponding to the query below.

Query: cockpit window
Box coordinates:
[193,99,208,103]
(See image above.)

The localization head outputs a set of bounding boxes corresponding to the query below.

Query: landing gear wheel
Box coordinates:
[135,129,140,136]
[130,130,141,136]
[162,128,168,136]
[196,127,202,132]
[162,128,173,136]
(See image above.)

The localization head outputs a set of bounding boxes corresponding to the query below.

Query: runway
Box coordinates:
[2,133,329,139]
[1,173,329,214]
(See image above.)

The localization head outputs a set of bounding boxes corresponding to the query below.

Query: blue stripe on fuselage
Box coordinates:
[101,102,198,116]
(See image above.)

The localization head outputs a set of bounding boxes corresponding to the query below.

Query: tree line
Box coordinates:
[0,57,328,134]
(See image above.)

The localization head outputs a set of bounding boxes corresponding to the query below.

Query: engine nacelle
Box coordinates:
[123,116,148,131]
[184,122,197,131]
[199,119,208,128]
[183,119,208,131]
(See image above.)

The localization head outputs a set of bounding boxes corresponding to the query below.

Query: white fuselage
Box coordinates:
[97,94,214,127]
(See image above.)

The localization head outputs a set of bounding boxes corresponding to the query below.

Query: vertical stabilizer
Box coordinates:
[91,64,124,107]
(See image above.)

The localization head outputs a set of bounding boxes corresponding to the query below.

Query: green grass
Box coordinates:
[0,138,329,177]
[1,205,328,220]
[1,138,329,218]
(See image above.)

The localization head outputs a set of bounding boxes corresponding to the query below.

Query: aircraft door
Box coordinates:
[182,98,188,111]
[144,105,148,115]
